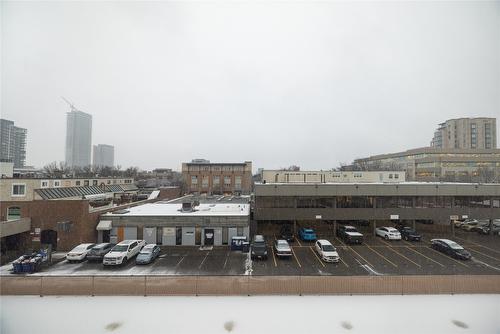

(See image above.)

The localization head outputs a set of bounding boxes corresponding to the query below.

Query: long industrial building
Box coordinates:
[99,195,250,245]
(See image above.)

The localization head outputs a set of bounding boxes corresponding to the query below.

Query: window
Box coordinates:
[394,174,399,179]
[84,180,89,186]
[235,176,242,190]
[75,180,81,186]
[224,176,231,187]
[40,180,49,188]
[202,176,209,188]
[213,176,220,186]
[7,207,21,220]
[389,174,393,179]
[53,180,61,187]
[92,180,98,186]
[191,176,198,185]
[12,184,26,196]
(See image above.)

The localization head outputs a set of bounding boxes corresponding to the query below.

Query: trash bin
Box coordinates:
[241,241,250,253]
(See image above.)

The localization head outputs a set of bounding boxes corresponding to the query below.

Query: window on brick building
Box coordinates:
[7,207,21,220]
[12,184,26,196]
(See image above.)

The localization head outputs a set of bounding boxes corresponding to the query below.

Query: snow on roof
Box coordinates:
[104,202,250,217]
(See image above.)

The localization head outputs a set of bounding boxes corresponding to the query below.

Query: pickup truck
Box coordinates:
[103,240,145,266]
[336,225,364,244]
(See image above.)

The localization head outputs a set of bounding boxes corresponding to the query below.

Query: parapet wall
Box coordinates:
[1,275,499,296]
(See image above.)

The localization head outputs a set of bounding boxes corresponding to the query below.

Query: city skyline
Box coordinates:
[2,1,499,170]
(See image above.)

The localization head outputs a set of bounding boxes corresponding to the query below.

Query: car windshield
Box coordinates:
[277,241,288,246]
[111,245,129,252]
[72,246,87,252]
[345,228,357,232]
[253,243,266,248]
[303,229,314,233]
[138,251,151,255]
[322,245,336,251]
[448,242,463,250]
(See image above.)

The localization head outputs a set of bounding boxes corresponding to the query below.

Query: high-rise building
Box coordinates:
[93,144,114,168]
[65,110,92,168]
[431,118,497,149]
[0,119,27,168]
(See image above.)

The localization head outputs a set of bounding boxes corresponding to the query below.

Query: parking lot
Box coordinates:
[1,229,499,277]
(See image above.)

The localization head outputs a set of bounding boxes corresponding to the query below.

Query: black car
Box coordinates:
[86,243,115,262]
[396,226,422,241]
[430,239,471,260]
[251,235,268,260]
[336,225,363,244]
[280,225,295,242]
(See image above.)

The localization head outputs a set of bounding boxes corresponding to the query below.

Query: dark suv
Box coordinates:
[251,235,268,260]
[280,225,295,242]
[86,243,114,262]
[396,226,422,241]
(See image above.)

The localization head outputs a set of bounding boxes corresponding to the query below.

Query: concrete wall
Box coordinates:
[1,275,499,296]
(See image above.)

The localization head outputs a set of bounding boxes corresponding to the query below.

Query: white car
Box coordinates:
[274,239,292,257]
[314,239,340,263]
[375,227,401,240]
[66,243,95,262]
[103,240,145,266]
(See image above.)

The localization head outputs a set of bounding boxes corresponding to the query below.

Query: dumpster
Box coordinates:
[11,252,46,274]
[241,241,250,253]
[230,236,247,251]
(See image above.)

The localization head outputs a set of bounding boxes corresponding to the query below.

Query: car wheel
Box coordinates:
[404,236,409,241]
[384,235,389,240]
[122,257,128,265]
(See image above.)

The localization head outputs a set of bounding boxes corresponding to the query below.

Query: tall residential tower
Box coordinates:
[93,144,114,168]
[0,119,27,168]
[65,109,92,168]
[431,117,496,149]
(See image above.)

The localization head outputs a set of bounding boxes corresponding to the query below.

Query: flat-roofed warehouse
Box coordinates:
[254,182,500,234]
[100,195,250,246]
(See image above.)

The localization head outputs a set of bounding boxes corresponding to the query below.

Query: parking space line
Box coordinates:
[405,246,445,267]
[348,246,374,267]
[376,237,394,247]
[454,236,500,255]
[309,246,326,268]
[291,247,302,268]
[222,251,230,269]
[334,236,347,248]
[401,240,415,247]
[366,245,398,268]
[271,248,277,267]
[198,251,210,269]
[427,247,470,268]
[468,248,500,262]
[385,246,421,268]
[296,239,303,247]
[339,257,349,268]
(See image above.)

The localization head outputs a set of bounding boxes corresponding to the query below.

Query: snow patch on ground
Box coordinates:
[1,295,499,334]
[244,252,253,275]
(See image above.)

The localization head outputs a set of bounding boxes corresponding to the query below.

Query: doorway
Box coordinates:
[204,229,214,246]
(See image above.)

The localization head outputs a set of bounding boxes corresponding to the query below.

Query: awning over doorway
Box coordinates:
[96,220,112,231]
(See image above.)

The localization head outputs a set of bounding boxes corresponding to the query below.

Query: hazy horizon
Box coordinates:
[2,1,499,172]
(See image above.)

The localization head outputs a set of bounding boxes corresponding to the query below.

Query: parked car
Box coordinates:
[476,220,500,235]
[251,235,268,260]
[470,220,491,233]
[430,239,471,260]
[461,220,481,232]
[66,243,95,262]
[375,227,401,240]
[280,225,295,242]
[336,225,363,244]
[396,226,421,241]
[298,227,317,242]
[314,239,340,263]
[103,240,146,266]
[274,239,292,258]
[136,244,161,265]
[87,243,115,262]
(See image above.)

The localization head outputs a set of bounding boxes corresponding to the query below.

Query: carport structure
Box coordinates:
[254,182,500,236]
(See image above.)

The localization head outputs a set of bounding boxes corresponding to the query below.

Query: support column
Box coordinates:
[372,197,377,236]
[451,218,455,237]
[412,219,416,231]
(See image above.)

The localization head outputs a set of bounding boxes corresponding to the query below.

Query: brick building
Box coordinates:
[182,160,252,195]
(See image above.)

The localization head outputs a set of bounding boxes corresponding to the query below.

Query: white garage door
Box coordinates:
[123,227,137,240]
[143,227,157,244]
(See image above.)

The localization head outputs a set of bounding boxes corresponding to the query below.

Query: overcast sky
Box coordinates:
[1,1,499,171]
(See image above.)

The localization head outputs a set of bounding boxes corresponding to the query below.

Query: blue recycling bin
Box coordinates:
[230,236,247,251]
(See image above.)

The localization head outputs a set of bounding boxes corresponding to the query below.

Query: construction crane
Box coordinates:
[61,96,79,112]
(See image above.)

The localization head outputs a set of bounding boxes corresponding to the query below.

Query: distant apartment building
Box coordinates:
[182,160,253,195]
[431,118,497,149]
[0,119,27,168]
[65,110,92,168]
[354,147,500,182]
[93,144,114,168]
[261,170,405,184]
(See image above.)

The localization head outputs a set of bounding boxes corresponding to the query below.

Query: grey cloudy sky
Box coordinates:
[1,1,499,171]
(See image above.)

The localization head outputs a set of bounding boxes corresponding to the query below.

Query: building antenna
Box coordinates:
[61,96,79,112]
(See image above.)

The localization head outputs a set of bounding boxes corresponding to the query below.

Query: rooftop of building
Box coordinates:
[354,147,500,161]
[102,195,250,217]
